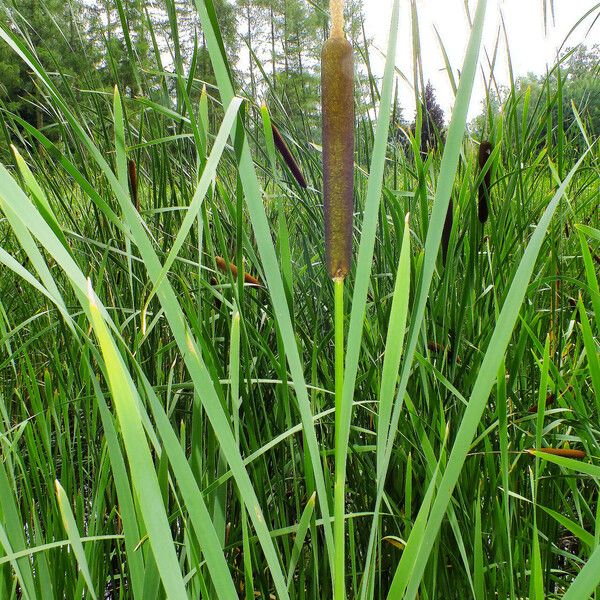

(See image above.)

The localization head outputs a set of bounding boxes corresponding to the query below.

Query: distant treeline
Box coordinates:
[0,1,597,158]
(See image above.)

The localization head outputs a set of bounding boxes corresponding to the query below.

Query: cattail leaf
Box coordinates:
[11,145,71,256]
[286,492,316,588]
[55,480,98,600]
[383,536,406,550]
[377,214,411,477]
[541,507,595,549]
[528,450,598,477]
[562,545,600,600]
[85,280,188,599]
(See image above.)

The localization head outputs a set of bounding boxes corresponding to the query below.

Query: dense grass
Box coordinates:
[0,0,599,598]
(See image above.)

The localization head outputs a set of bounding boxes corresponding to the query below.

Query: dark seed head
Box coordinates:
[477,141,493,223]
[529,448,586,459]
[322,34,354,280]
[128,159,139,212]
[527,392,555,413]
[215,256,261,287]
[441,197,453,264]
[271,123,307,189]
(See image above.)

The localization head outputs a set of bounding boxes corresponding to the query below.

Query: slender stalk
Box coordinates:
[330,0,344,39]
[333,275,346,600]
[323,1,353,594]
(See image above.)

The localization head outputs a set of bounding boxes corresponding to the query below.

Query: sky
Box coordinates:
[362,0,600,121]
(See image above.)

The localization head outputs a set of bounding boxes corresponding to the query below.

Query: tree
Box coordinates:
[189,0,237,91]
[414,80,445,153]
[559,44,600,137]
[470,44,600,145]
[0,0,95,126]
[390,81,408,143]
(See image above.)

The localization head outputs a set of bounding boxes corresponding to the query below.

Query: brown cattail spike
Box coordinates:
[441,197,453,264]
[528,448,586,459]
[215,256,261,287]
[128,159,139,212]
[527,392,555,413]
[426,341,445,354]
[209,277,222,310]
[322,1,354,280]
[271,123,307,188]
[477,141,493,223]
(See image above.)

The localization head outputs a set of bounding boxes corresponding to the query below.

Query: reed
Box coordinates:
[0,0,598,598]
[322,1,354,597]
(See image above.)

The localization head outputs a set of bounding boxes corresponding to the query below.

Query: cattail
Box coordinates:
[441,197,453,264]
[322,0,354,280]
[427,339,461,364]
[209,277,222,310]
[427,341,445,354]
[477,141,493,223]
[527,392,555,413]
[215,256,261,287]
[528,448,586,459]
[383,536,405,550]
[271,122,307,189]
[127,159,139,212]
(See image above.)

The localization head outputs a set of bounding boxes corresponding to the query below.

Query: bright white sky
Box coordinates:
[363,0,600,121]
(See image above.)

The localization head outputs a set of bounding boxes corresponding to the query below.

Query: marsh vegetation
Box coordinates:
[0,0,598,598]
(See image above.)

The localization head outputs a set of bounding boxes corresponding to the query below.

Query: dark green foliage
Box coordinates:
[0,0,96,127]
[0,1,598,598]
[414,80,445,153]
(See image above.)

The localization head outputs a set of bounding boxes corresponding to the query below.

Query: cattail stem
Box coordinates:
[333,276,345,600]
[324,2,352,596]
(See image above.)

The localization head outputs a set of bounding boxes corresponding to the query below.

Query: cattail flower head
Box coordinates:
[322,0,354,280]
[477,141,493,223]
[528,448,586,459]
[271,123,307,189]
[441,197,453,264]
[215,256,261,287]
[527,392,555,413]
[128,159,139,212]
